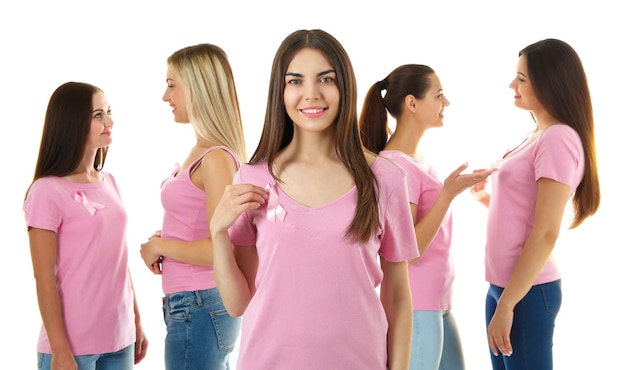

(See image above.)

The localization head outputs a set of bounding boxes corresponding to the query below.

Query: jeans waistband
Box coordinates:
[162,288,217,307]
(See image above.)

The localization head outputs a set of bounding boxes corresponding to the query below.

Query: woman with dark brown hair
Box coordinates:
[360,64,493,370]
[471,38,601,370]
[24,82,148,370]
[210,29,417,370]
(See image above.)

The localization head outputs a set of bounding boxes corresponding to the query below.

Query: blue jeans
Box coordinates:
[38,344,133,370]
[410,310,465,370]
[163,288,241,370]
[485,280,561,370]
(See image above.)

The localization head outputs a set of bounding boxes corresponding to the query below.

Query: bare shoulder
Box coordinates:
[201,147,239,170]
[192,146,240,189]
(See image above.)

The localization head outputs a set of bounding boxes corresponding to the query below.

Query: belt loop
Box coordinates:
[195,290,203,306]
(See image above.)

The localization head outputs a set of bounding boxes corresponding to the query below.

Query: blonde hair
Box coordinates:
[168,43,247,163]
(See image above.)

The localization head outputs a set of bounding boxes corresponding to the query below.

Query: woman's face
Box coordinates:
[283,48,340,135]
[509,54,542,112]
[163,66,190,123]
[86,91,113,150]
[412,73,450,129]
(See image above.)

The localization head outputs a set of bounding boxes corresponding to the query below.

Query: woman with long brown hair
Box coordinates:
[471,38,601,370]
[210,29,417,370]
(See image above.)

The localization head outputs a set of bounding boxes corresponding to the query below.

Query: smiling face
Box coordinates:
[283,48,340,134]
[413,73,450,129]
[162,66,190,123]
[87,91,113,150]
[509,54,543,113]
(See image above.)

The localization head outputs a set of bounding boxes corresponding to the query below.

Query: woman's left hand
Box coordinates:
[140,236,163,274]
[487,305,514,357]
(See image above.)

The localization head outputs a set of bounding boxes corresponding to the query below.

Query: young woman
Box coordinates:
[139,43,246,370]
[471,38,601,370]
[209,29,418,370]
[359,64,493,370]
[25,81,148,370]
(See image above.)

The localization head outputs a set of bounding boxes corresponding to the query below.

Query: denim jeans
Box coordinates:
[163,288,241,370]
[410,310,465,370]
[38,344,133,370]
[485,280,562,370]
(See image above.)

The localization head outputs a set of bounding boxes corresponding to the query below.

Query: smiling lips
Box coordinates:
[300,107,325,118]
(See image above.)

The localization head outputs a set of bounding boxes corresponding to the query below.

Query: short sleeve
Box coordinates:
[535,125,584,187]
[24,179,62,233]
[377,161,419,262]
[391,154,423,206]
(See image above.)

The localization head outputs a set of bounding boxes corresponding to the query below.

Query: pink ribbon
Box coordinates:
[264,183,286,223]
[74,191,105,216]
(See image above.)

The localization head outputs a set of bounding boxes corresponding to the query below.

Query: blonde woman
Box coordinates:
[140,43,246,370]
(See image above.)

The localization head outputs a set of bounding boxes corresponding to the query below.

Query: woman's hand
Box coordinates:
[487,304,514,357]
[441,163,494,200]
[51,349,78,370]
[469,168,493,207]
[134,321,149,364]
[140,230,163,274]
[210,184,267,235]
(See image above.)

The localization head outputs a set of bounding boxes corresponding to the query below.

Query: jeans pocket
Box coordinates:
[540,280,562,315]
[210,308,241,352]
[165,301,190,322]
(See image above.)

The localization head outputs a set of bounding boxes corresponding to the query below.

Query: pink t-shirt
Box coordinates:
[486,124,584,287]
[228,157,418,370]
[23,172,135,355]
[160,146,240,295]
[380,150,453,311]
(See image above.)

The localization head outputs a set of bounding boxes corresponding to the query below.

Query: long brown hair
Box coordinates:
[250,29,378,243]
[359,64,435,153]
[30,82,107,185]
[521,38,600,228]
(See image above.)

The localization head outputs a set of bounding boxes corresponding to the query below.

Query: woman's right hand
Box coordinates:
[210,184,267,235]
[51,348,78,370]
[441,163,494,200]
[469,168,492,207]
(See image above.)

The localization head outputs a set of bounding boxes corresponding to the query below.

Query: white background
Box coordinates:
[1,1,623,369]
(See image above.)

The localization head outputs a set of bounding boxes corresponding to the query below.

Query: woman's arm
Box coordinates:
[410,163,493,263]
[128,271,148,364]
[211,183,267,316]
[487,178,571,356]
[28,227,77,370]
[380,258,412,370]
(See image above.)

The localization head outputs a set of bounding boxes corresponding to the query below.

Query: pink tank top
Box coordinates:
[160,146,240,295]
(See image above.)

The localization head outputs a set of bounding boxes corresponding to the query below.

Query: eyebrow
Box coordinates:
[285,69,336,78]
[92,107,110,113]
[517,72,528,78]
